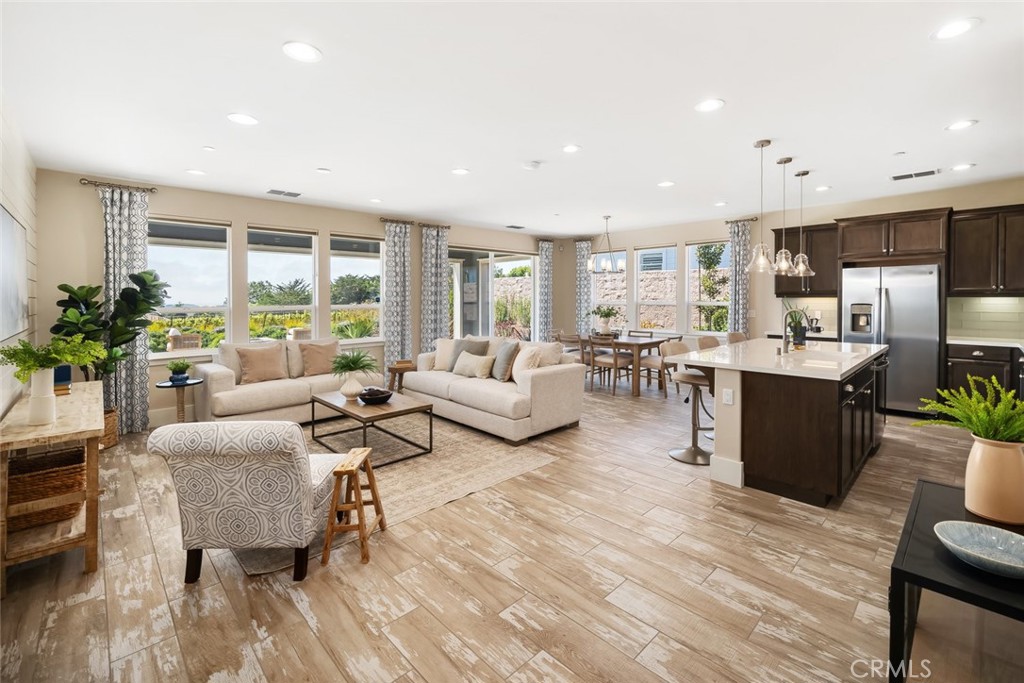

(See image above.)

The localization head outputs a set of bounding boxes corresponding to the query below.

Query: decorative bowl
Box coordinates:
[358,387,393,405]
[933,520,1024,579]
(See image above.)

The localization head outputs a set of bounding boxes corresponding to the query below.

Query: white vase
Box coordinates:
[964,435,1024,524]
[598,318,612,334]
[28,367,56,425]
[340,373,363,401]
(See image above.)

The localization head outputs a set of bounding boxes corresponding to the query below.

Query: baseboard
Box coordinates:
[149,406,193,428]
[709,455,743,488]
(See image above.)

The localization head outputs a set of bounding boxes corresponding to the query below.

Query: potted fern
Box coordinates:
[332,349,379,400]
[916,375,1024,523]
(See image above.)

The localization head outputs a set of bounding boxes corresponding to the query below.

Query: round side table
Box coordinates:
[155,378,204,423]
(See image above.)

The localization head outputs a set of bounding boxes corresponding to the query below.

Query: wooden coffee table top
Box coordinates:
[312,391,432,424]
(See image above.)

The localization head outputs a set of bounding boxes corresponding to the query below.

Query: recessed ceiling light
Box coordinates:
[932,18,980,40]
[815,185,832,192]
[370,198,382,203]
[451,168,470,175]
[562,144,581,153]
[186,169,206,175]
[951,163,975,171]
[694,98,725,112]
[282,41,323,63]
[714,201,728,207]
[945,119,978,131]
[315,167,332,174]
[657,181,675,188]
[202,146,216,152]
[227,112,259,126]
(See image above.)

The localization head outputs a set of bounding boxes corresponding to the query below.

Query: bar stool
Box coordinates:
[670,367,713,465]
[321,447,386,565]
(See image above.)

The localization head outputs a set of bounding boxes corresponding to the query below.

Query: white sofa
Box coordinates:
[194,339,384,423]
[401,336,585,445]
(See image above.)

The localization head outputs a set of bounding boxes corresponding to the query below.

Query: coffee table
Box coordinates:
[311,391,433,464]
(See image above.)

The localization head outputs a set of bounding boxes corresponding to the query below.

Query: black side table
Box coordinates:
[889,480,1024,682]
[155,378,204,423]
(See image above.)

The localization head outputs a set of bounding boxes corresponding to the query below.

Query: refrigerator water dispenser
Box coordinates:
[850,304,874,334]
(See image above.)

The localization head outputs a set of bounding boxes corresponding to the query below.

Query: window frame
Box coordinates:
[246,227,316,342]
[684,240,732,335]
[634,245,678,331]
[329,234,383,342]
[590,249,629,330]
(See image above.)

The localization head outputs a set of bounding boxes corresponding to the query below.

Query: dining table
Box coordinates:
[581,334,666,397]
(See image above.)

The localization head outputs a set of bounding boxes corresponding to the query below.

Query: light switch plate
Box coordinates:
[723,388,735,405]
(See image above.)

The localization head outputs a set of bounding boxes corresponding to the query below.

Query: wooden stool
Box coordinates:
[387,361,415,392]
[321,447,387,565]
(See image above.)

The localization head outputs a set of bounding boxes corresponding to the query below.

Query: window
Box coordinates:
[686,242,732,332]
[493,255,533,340]
[591,250,628,329]
[448,249,536,340]
[330,236,381,340]
[147,220,229,352]
[247,228,314,341]
[636,247,676,330]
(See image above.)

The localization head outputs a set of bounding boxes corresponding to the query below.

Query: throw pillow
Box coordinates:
[447,338,490,372]
[433,338,456,370]
[236,343,288,384]
[491,340,520,382]
[300,342,337,376]
[511,346,541,384]
[452,351,496,379]
[521,340,564,367]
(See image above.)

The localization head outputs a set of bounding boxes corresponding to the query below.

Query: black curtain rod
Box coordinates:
[417,222,450,229]
[80,177,158,193]
[725,216,758,223]
[378,217,414,225]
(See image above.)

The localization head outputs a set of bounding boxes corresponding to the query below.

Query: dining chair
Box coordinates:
[556,332,582,355]
[726,332,747,344]
[588,338,633,395]
[698,336,721,350]
[640,339,692,398]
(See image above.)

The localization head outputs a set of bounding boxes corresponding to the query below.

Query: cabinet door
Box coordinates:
[772,228,804,297]
[947,359,1012,392]
[949,213,999,293]
[838,220,888,258]
[839,395,855,493]
[889,214,946,256]
[804,227,838,296]
[1000,210,1024,293]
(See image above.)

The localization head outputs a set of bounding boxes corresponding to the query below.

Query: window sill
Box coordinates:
[149,348,216,366]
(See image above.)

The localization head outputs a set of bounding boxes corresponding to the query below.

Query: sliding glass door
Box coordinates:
[448,248,536,340]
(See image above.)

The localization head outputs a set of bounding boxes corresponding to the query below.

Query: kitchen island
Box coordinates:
[666,338,889,506]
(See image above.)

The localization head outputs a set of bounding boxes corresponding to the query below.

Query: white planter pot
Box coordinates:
[964,435,1024,524]
[597,318,612,334]
[340,373,363,401]
[27,367,56,425]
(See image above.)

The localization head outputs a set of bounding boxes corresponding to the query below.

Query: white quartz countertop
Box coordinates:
[764,330,839,339]
[665,338,889,381]
[947,336,1024,352]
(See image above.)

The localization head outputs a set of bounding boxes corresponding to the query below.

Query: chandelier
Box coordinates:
[587,215,624,273]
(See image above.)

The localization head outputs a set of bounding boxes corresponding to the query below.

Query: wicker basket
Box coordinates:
[8,447,86,532]
[100,408,119,448]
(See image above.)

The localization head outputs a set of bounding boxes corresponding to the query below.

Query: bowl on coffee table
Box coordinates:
[358,387,393,405]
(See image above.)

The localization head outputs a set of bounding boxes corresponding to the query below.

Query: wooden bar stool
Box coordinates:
[321,447,387,565]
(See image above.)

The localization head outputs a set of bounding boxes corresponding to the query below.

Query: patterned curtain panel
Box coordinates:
[99,187,150,432]
[574,240,592,336]
[536,240,554,341]
[383,221,412,367]
[727,220,751,336]
[420,224,451,351]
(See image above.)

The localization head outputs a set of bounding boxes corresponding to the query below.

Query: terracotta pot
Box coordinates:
[964,435,1024,524]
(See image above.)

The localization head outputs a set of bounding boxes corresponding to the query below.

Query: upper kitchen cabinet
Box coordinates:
[949,205,1024,295]
[836,208,950,259]
[772,224,838,296]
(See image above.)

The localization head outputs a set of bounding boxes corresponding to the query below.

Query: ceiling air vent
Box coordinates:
[890,169,941,181]
[505,224,526,230]
[266,189,302,197]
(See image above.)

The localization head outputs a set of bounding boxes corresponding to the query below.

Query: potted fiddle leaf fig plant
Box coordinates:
[332,349,379,401]
[590,305,618,334]
[0,334,106,424]
[916,375,1024,523]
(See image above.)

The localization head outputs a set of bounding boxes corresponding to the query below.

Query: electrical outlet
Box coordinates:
[723,388,735,405]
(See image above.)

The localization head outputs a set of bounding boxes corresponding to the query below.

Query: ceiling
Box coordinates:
[2,2,1022,236]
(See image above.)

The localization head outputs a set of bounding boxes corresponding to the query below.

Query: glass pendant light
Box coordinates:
[792,170,816,277]
[587,215,621,273]
[772,156,797,276]
[746,139,775,273]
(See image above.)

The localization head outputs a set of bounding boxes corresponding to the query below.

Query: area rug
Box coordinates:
[232,414,556,575]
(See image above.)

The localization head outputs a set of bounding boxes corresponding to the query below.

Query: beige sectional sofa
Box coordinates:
[401,336,585,445]
[193,339,384,423]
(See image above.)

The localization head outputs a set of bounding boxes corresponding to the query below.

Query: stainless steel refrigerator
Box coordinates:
[841,265,940,413]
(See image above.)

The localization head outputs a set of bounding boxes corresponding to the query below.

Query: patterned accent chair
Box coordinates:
[147,421,348,582]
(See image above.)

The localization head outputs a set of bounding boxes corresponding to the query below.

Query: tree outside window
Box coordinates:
[687,242,731,332]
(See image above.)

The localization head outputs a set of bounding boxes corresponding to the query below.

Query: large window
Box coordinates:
[147,221,229,352]
[448,249,535,340]
[247,229,314,341]
[636,247,676,330]
[591,250,628,330]
[330,236,381,340]
[686,242,732,332]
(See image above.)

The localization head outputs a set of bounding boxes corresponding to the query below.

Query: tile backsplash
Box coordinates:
[947,297,1024,340]
[789,297,839,332]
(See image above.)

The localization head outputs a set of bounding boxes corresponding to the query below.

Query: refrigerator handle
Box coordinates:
[874,287,882,345]
[880,287,889,345]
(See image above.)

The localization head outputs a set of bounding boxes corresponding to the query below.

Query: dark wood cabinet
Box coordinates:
[772,224,838,297]
[950,205,1024,295]
[837,209,949,259]
[947,344,1014,391]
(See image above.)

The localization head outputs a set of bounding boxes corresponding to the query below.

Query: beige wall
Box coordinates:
[1,107,38,416]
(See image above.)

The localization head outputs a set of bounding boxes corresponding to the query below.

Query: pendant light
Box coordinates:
[745,139,775,273]
[772,156,797,276]
[586,215,623,273]
[792,170,816,277]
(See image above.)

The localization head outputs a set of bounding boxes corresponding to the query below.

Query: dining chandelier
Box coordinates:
[587,215,624,273]
[745,139,775,273]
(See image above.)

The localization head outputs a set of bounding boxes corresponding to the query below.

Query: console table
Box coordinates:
[0,381,104,598]
[889,480,1024,682]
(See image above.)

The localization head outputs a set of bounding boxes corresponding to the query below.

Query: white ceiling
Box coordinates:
[2,2,1022,236]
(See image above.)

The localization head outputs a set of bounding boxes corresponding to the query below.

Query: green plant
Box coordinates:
[335,318,378,339]
[50,270,169,382]
[783,298,809,332]
[590,305,618,320]
[0,334,106,383]
[331,349,379,376]
[915,375,1024,443]
[166,359,192,374]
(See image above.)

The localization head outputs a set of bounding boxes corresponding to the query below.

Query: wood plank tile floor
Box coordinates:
[3,385,1022,682]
